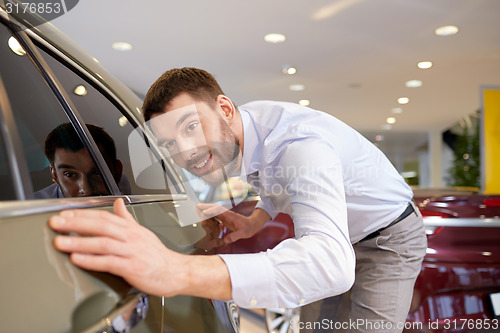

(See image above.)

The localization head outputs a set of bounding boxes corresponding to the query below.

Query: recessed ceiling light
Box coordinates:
[282,66,297,75]
[382,124,392,130]
[8,37,26,56]
[417,61,433,69]
[434,25,459,36]
[73,85,87,96]
[118,116,128,127]
[386,117,397,124]
[264,33,286,44]
[289,84,305,91]
[299,99,310,106]
[398,97,409,104]
[112,42,133,51]
[391,107,403,114]
[405,80,422,88]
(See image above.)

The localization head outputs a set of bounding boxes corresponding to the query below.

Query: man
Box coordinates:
[50,68,427,332]
[36,123,124,198]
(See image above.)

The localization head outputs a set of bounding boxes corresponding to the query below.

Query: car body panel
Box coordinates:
[0,199,135,332]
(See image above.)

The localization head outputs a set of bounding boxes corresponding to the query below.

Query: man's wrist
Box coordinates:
[250,208,272,229]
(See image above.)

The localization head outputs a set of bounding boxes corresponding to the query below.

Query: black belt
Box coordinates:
[359,203,415,242]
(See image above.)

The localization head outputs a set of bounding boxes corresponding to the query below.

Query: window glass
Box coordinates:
[35,46,182,195]
[0,24,111,200]
[0,132,16,201]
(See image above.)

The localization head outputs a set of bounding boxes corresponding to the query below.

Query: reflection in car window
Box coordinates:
[0,25,110,200]
[34,123,117,198]
[36,46,182,195]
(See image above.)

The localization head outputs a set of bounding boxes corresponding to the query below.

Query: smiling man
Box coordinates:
[50,67,427,333]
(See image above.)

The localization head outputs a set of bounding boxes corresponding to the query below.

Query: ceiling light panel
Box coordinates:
[112,42,133,51]
[398,97,409,104]
[264,33,286,44]
[289,84,305,91]
[434,25,459,36]
[405,80,422,88]
[417,61,432,69]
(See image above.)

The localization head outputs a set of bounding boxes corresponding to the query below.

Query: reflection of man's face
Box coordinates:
[50,148,108,197]
[150,92,241,186]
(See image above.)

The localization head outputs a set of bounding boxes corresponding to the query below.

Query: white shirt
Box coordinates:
[219,101,413,309]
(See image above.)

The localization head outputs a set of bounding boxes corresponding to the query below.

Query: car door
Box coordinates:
[0,15,148,333]
[20,13,238,332]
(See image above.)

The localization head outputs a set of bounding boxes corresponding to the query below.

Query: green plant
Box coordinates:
[448,120,480,188]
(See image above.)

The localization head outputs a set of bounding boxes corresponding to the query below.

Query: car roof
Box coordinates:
[1,4,144,122]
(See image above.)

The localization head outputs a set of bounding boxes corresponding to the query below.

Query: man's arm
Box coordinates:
[49,198,232,300]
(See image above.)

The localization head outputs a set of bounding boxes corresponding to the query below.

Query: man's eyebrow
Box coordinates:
[176,110,197,129]
[55,164,77,170]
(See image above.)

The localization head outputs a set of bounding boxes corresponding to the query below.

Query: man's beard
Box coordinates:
[199,140,240,187]
[181,118,240,187]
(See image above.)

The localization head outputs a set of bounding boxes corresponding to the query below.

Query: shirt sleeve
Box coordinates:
[219,138,355,309]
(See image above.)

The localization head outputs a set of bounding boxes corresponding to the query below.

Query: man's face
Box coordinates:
[50,147,108,197]
[150,92,241,186]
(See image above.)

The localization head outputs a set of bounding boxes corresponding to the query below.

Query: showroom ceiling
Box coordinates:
[50,0,500,154]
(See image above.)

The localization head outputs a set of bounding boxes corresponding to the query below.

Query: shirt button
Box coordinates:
[249,297,258,307]
[299,298,305,305]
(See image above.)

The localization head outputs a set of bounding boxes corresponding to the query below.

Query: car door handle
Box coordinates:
[79,293,149,333]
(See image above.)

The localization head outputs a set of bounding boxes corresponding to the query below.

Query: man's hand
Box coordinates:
[49,198,181,296]
[49,198,231,300]
[197,203,271,244]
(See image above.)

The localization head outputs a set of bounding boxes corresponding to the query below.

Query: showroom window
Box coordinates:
[0,24,112,200]
[35,45,182,196]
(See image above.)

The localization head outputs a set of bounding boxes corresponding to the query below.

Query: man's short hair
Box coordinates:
[142,67,225,122]
[44,123,117,166]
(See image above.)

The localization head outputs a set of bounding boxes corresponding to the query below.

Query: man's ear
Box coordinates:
[50,165,59,184]
[216,95,236,122]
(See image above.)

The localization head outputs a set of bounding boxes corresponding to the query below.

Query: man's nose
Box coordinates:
[78,177,92,196]
[178,138,200,161]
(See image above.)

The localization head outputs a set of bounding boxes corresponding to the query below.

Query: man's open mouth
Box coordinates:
[190,154,213,174]
[194,157,209,169]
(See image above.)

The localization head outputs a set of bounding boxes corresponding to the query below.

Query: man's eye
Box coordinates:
[63,172,76,178]
[165,140,176,149]
[186,122,198,133]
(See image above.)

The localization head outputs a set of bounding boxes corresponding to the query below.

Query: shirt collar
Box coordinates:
[239,108,261,177]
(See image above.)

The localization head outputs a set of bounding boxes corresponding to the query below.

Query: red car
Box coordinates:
[205,180,500,333]
[406,194,500,332]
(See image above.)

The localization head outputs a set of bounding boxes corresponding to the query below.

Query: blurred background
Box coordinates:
[51,0,500,191]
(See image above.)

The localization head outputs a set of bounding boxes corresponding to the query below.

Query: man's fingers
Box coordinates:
[59,208,129,227]
[223,230,244,244]
[49,214,127,241]
[53,235,128,256]
[197,203,228,218]
[113,198,136,222]
[69,253,129,277]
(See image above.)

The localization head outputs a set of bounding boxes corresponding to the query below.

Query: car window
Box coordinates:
[0,132,17,201]
[35,46,183,195]
[0,24,112,200]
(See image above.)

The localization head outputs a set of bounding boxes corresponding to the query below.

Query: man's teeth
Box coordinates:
[195,158,209,169]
